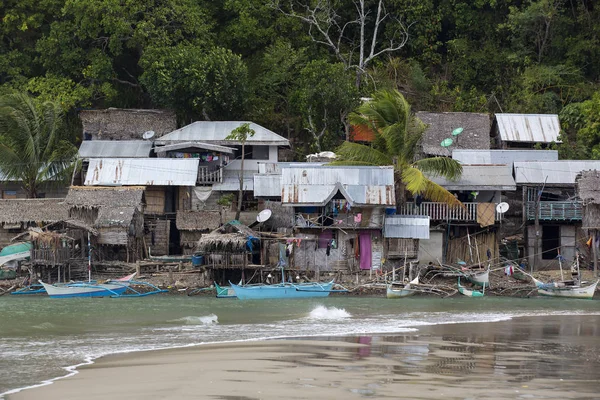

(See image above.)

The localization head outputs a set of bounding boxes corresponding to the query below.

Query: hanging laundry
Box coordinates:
[326,240,332,256]
[354,213,362,223]
[213,156,219,161]
[504,265,513,276]
[207,155,213,162]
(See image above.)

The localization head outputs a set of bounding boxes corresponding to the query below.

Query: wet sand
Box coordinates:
[9,315,600,400]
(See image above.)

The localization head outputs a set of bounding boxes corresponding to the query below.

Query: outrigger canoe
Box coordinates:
[532,277,598,300]
[214,282,237,298]
[230,280,337,300]
[386,276,419,299]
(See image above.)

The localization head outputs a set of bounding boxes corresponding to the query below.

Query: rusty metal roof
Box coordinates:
[156,121,290,146]
[514,161,600,185]
[281,166,395,206]
[495,114,561,143]
[84,158,199,186]
[384,215,430,239]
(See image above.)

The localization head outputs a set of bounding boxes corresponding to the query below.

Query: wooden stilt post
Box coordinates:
[593,230,599,277]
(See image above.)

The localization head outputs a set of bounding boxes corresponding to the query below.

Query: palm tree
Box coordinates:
[334,89,462,205]
[226,123,256,220]
[0,93,77,198]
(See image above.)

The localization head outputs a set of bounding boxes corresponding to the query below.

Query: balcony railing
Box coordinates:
[294,212,384,228]
[526,201,582,221]
[396,202,501,222]
[197,167,222,184]
[31,248,71,265]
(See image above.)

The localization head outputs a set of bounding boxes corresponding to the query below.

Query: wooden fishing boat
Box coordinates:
[457,278,484,297]
[230,280,337,300]
[531,277,598,300]
[214,282,237,298]
[386,276,419,299]
[39,272,166,298]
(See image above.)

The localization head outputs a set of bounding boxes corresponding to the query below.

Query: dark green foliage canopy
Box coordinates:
[0,0,599,157]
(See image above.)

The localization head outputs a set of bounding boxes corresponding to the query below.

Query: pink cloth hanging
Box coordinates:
[359,231,371,270]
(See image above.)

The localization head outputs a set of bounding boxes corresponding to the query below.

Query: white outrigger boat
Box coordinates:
[457,277,484,297]
[532,277,598,300]
[386,276,420,299]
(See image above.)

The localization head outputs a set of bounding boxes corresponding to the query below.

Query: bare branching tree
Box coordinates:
[273,0,410,87]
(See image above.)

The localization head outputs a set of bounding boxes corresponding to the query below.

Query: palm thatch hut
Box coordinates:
[577,170,600,273]
[65,186,146,261]
[79,108,176,141]
[0,199,69,248]
[176,211,221,255]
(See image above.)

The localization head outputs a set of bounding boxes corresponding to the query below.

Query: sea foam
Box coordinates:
[172,315,219,325]
[308,305,351,320]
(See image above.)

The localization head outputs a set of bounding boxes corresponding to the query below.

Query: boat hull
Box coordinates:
[535,280,598,299]
[230,281,335,300]
[40,281,130,298]
[214,282,236,298]
[386,284,416,298]
[467,270,489,287]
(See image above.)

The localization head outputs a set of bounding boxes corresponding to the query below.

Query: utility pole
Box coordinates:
[593,230,599,277]
[532,177,548,273]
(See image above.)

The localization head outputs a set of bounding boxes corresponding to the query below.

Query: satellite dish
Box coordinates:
[256,209,272,223]
[440,138,454,147]
[142,130,155,140]
[452,127,464,136]
[496,202,510,214]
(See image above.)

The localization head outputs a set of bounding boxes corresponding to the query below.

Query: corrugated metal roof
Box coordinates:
[495,114,561,143]
[384,215,430,239]
[84,158,199,186]
[154,141,235,154]
[430,165,516,191]
[211,177,254,191]
[452,149,558,166]
[78,140,152,158]
[253,175,281,197]
[257,162,324,174]
[156,121,290,146]
[281,166,395,206]
[514,161,600,185]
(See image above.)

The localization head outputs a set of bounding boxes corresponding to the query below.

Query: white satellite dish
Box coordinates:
[496,202,510,214]
[256,209,272,223]
[142,130,155,140]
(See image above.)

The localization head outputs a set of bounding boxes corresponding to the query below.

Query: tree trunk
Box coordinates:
[235,143,245,221]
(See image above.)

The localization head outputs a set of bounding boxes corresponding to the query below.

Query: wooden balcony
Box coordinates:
[526,201,582,221]
[31,248,72,266]
[396,202,501,223]
[197,166,222,184]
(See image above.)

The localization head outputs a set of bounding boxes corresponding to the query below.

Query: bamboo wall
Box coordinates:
[180,231,202,255]
[145,187,165,214]
[446,230,498,265]
[145,218,169,255]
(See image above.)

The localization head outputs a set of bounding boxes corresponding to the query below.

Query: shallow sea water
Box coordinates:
[1,295,599,398]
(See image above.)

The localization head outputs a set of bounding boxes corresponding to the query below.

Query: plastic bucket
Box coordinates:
[192,255,204,266]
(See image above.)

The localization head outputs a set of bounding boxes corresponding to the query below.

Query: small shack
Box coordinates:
[65,186,146,262]
[0,199,69,248]
[196,221,262,284]
[176,210,221,254]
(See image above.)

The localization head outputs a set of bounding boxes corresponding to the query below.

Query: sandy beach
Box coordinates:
[8,314,600,400]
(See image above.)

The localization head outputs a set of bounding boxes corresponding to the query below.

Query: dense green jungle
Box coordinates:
[1,0,599,159]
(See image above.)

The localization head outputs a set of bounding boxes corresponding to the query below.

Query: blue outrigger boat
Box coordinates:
[229,280,339,300]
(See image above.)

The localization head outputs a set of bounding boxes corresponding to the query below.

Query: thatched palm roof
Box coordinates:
[79,108,176,140]
[416,112,491,157]
[0,199,69,225]
[96,207,137,228]
[176,211,221,231]
[577,170,600,229]
[577,170,600,205]
[196,221,259,253]
[65,186,145,208]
